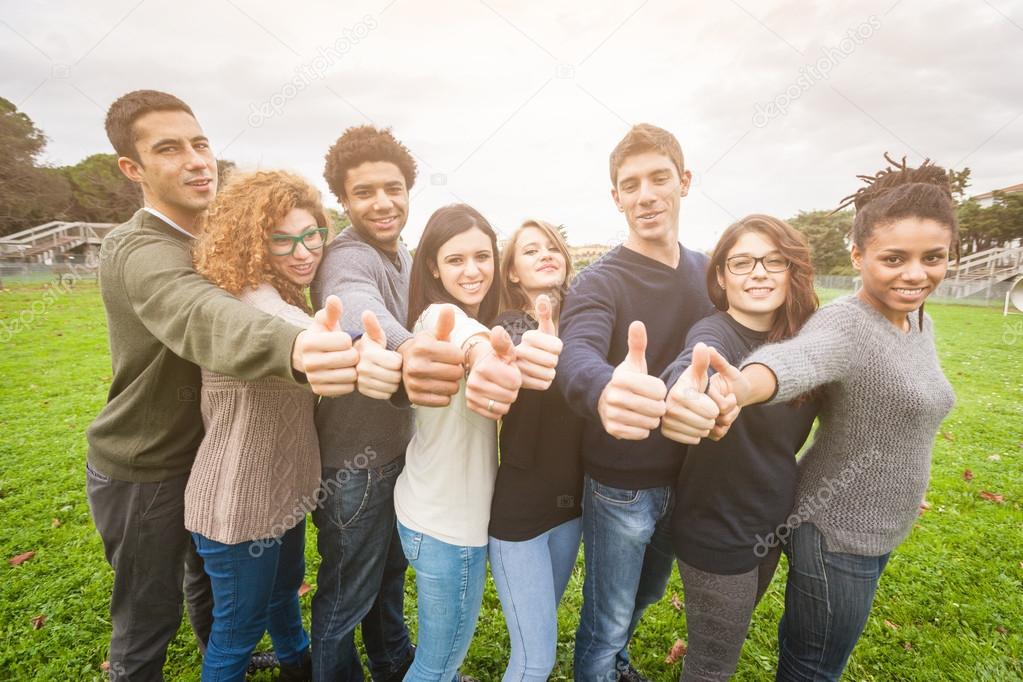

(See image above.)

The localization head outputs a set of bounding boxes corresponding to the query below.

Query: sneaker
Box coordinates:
[618,663,650,682]
[245,650,279,676]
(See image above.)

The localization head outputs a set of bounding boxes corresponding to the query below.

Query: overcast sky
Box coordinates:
[2,0,1022,249]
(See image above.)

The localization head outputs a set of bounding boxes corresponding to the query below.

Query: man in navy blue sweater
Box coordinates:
[559,124,714,681]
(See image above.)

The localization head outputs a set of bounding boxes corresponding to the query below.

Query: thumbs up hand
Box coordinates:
[400,304,465,407]
[466,325,523,420]
[515,294,563,391]
[293,295,360,397]
[661,343,728,445]
[597,321,668,440]
[355,310,404,400]
[705,349,745,440]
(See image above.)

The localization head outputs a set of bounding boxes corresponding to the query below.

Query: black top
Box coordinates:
[557,244,715,489]
[661,311,819,574]
[488,311,584,541]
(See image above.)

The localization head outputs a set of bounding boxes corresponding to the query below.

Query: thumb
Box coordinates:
[708,347,742,381]
[490,325,516,362]
[313,295,343,332]
[362,309,387,347]
[535,294,557,336]
[434,304,455,342]
[621,320,648,373]
[686,342,710,386]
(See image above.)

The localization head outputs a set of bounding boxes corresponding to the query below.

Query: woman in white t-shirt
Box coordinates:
[393,203,534,682]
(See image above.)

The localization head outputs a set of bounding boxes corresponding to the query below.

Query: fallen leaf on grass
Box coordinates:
[962,469,973,481]
[996,626,1008,635]
[101,661,110,672]
[51,518,61,528]
[9,551,35,566]
[979,491,1004,504]
[941,431,955,441]
[902,641,912,650]
[884,619,900,631]
[670,593,683,612]
[918,501,930,516]
[298,581,311,598]
[988,454,1001,462]
[665,639,688,664]
[31,615,45,630]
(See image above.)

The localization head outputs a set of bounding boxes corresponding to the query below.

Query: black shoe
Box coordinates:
[618,663,650,682]
[246,650,279,676]
[278,648,312,682]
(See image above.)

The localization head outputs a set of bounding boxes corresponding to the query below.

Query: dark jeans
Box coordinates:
[194,520,309,681]
[311,458,413,682]
[776,522,891,682]
[573,475,675,682]
[86,462,214,681]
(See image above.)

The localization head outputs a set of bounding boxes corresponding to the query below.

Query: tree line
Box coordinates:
[2,97,1019,272]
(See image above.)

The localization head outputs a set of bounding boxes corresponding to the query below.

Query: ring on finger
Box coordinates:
[487,398,495,412]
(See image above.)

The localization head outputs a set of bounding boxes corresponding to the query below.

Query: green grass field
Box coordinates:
[1,281,1020,681]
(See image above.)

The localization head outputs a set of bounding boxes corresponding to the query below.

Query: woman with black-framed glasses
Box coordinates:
[186,170,334,682]
[659,214,819,681]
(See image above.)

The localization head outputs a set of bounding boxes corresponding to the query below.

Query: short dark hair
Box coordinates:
[837,153,959,257]
[407,204,501,328]
[105,90,195,163]
[609,123,685,187]
[323,125,417,202]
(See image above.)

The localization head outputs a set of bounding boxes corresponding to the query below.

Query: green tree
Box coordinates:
[0,97,72,236]
[788,209,854,275]
[325,207,351,238]
[61,154,140,223]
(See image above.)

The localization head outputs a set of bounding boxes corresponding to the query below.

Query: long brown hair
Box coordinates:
[407,204,502,328]
[499,218,573,318]
[707,214,818,343]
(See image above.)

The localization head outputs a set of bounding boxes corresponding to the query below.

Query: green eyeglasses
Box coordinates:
[269,227,328,256]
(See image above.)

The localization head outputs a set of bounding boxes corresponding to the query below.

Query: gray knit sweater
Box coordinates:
[310,227,414,469]
[744,295,955,556]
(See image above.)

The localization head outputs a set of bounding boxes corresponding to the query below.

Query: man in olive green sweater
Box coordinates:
[87,90,358,682]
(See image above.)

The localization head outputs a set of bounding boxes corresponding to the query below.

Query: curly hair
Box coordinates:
[194,170,327,313]
[836,152,958,256]
[323,125,417,202]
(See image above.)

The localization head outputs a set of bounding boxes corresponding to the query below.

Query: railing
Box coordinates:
[0,222,116,261]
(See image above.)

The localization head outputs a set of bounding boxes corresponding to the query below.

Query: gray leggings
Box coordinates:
[678,548,782,682]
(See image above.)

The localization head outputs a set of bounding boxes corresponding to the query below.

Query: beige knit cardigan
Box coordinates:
[184,284,321,544]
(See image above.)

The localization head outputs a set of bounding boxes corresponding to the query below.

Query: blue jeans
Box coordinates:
[193,520,309,682]
[489,517,582,682]
[573,476,675,681]
[312,459,413,682]
[397,521,487,682]
[776,522,891,682]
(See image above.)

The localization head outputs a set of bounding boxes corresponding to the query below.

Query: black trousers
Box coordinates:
[86,462,214,681]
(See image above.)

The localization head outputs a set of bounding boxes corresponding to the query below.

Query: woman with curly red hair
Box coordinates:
[187,169,329,682]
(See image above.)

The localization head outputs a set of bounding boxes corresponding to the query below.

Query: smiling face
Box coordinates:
[852,216,952,328]
[268,208,324,287]
[431,226,494,317]
[120,109,217,231]
[341,160,409,253]
[508,226,567,302]
[612,151,691,251]
[717,230,790,331]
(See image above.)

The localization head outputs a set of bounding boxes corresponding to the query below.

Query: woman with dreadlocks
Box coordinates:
[661,154,957,681]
